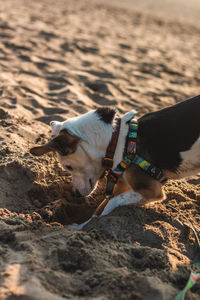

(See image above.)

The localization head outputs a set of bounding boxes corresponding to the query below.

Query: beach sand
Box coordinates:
[0,0,200,299]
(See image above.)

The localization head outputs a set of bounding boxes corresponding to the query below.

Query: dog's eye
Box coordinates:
[66,165,73,171]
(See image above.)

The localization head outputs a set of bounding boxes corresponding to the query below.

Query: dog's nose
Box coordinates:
[74,189,82,197]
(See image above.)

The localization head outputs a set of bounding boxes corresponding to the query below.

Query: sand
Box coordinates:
[0,0,200,299]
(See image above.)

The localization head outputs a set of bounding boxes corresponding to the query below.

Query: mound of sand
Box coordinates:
[0,0,200,299]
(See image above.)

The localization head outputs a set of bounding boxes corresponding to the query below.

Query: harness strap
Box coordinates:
[105,119,167,196]
[132,154,167,184]
[102,117,121,169]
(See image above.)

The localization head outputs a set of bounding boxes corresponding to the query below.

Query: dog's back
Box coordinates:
[137,95,200,171]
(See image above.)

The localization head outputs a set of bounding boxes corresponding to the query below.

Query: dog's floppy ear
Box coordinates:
[30,130,80,156]
[50,120,63,136]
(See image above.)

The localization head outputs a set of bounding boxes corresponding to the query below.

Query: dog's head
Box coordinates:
[30,128,97,196]
[30,108,137,196]
[30,108,117,196]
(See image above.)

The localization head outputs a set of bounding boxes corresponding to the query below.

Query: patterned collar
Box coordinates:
[105,119,167,197]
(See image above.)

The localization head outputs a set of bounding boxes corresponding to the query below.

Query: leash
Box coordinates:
[104,119,167,198]
[166,205,200,300]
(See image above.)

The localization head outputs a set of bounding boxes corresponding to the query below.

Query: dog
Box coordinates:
[30,95,200,218]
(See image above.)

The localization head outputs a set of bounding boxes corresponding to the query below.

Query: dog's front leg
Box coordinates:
[100,190,143,216]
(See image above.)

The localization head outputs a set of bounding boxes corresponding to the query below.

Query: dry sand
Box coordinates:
[0,0,200,299]
[103,0,200,26]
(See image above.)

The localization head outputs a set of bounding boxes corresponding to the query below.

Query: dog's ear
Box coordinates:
[50,120,63,136]
[122,110,137,123]
[30,130,80,156]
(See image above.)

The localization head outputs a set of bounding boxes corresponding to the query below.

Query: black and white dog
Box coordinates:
[30,95,200,217]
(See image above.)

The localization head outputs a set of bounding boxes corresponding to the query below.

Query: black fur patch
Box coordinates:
[137,94,200,171]
[96,107,116,124]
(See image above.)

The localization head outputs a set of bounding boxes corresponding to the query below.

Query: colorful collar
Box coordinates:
[105,119,167,196]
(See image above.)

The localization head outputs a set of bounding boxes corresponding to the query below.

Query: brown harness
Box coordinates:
[94,117,121,216]
[101,117,121,170]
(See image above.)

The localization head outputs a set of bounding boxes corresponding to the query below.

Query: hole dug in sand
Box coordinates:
[0,149,104,227]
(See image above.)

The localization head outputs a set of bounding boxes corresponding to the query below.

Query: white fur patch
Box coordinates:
[179,136,200,177]
[61,110,111,143]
